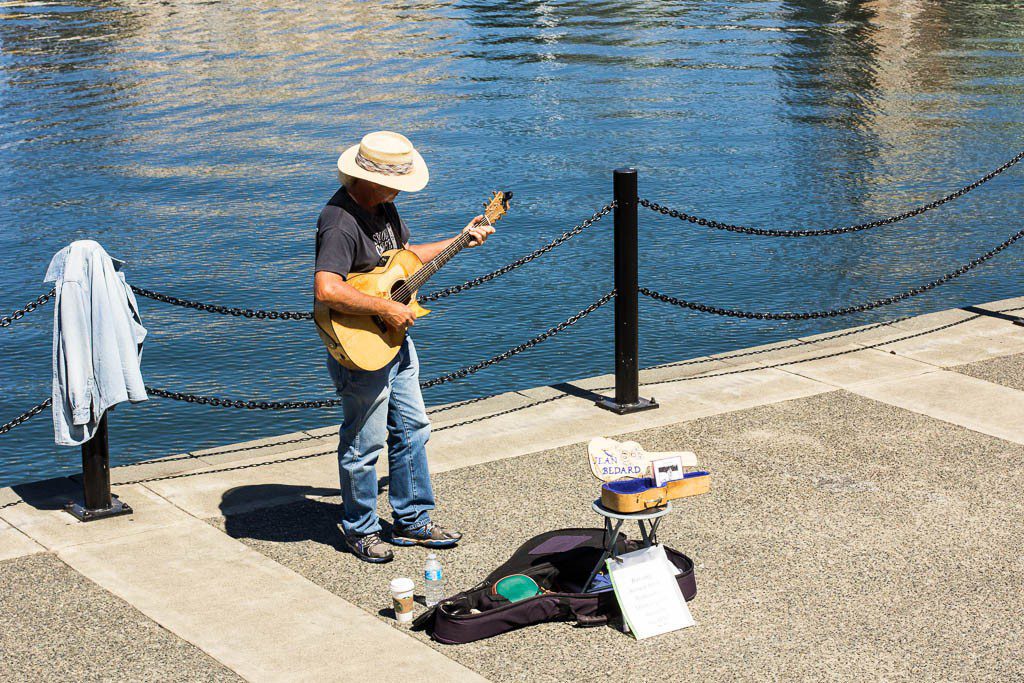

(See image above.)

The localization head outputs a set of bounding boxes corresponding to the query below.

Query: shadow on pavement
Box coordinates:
[219,479,392,551]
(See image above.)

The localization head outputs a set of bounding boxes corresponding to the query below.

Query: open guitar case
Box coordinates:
[412,528,696,644]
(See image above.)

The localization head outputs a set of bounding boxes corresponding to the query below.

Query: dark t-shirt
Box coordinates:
[315,186,411,278]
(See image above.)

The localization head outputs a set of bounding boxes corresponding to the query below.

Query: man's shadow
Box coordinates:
[219,476,391,552]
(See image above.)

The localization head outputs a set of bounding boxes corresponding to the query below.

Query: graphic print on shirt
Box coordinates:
[371,222,399,255]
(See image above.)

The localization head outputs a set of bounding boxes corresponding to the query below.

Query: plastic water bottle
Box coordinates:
[424,553,445,607]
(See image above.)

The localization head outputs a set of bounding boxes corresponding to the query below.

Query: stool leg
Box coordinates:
[648,517,663,545]
[584,519,625,592]
[637,520,651,546]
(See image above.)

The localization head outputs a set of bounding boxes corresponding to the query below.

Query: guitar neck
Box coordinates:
[406,230,473,292]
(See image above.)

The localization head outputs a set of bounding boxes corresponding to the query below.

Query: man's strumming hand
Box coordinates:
[378,299,417,331]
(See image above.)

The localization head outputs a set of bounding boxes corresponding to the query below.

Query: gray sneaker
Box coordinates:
[344,531,394,563]
[391,521,463,548]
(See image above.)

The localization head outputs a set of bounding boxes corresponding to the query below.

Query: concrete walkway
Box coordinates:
[2,296,1024,681]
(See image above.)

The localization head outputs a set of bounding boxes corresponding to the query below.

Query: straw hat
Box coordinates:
[337,131,429,192]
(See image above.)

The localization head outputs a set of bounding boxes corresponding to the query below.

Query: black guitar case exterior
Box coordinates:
[412,527,696,644]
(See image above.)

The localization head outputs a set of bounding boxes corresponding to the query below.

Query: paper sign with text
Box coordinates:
[652,455,685,487]
[607,544,695,640]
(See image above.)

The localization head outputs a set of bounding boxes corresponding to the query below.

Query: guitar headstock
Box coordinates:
[482,190,513,225]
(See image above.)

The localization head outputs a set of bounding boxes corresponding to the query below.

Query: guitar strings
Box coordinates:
[391,210,495,304]
[391,231,471,303]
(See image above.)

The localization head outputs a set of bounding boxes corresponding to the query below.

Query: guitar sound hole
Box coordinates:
[391,280,412,305]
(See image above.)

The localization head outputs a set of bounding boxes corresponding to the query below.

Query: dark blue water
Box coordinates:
[3,0,1024,487]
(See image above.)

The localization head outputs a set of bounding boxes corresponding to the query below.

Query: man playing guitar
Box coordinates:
[314,131,494,563]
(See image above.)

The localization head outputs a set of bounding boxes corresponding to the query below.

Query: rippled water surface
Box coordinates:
[3,0,1024,486]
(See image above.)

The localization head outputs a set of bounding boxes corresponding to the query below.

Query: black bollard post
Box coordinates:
[596,168,658,415]
[65,411,132,522]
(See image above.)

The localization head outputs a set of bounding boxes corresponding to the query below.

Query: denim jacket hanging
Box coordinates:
[44,240,148,446]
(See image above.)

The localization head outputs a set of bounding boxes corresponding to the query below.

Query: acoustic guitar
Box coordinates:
[314,190,512,371]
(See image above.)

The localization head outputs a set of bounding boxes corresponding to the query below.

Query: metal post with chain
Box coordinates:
[597,168,657,415]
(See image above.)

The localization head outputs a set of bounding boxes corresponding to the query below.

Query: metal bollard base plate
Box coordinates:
[64,494,133,523]
[594,396,659,415]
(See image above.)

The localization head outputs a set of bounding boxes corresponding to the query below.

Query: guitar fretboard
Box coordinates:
[400,230,474,297]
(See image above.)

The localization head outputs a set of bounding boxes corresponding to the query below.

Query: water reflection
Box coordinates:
[2,0,1023,486]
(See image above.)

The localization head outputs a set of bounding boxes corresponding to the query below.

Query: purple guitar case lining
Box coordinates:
[411,527,696,644]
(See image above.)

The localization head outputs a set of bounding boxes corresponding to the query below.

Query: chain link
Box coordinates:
[640,224,1024,320]
[420,202,615,302]
[145,386,343,410]
[131,286,313,320]
[1,288,56,328]
[640,150,1024,237]
[0,398,52,436]
[143,291,616,407]
[419,291,616,388]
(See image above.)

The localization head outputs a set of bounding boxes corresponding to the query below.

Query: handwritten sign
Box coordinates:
[588,437,698,483]
[607,545,695,640]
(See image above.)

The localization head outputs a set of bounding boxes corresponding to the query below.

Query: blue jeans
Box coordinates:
[327,336,434,537]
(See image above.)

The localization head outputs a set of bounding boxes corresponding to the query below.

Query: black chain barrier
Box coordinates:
[139,292,615,409]
[640,224,1024,320]
[418,290,616,388]
[640,149,1024,237]
[420,202,615,302]
[144,387,342,410]
[0,398,52,436]
[1,288,55,328]
[130,286,313,320]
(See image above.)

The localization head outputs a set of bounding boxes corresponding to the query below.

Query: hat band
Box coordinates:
[354,151,413,176]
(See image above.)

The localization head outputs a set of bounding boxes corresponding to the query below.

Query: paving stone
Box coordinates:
[782,345,934,388]
[58,519,484,682]
[192,430,334,466]
[873,311,1024,367]
[141,444,340,518]
[0,517,44,561]
[0,553,242,682]
[431,368,831,475]
[427,391,538,428]
[850,370,1024,444]
[975,296,1024,312]
[0,483,194,552]
[952,352,1024,392]
[99,451,210,485]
